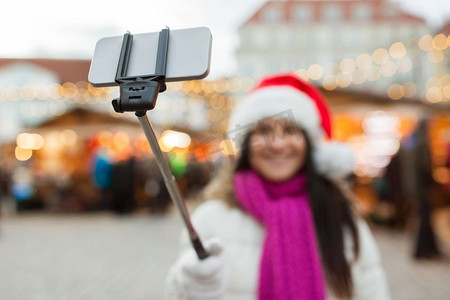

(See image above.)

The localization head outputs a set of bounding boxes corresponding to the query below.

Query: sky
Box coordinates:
[1,0,449,79]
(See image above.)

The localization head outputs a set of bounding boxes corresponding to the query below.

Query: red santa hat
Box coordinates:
[227,73,354,180]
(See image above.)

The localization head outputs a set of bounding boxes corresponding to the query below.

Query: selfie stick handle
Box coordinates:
[112,28,209,260]
[136,112,209,260]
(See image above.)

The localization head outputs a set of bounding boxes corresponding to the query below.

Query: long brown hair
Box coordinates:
[203,129,360,298]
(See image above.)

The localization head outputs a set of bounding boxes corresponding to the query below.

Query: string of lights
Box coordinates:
[0,33,448,124]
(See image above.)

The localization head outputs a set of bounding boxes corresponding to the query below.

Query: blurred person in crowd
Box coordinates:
[91,147,114,210]
[372,150,412,228]
[165,73,390,299]
[184,155,212,199]
[407,119,441,259]
[140,157,173,214]
[0,166,10,216]
[111,156,136,214]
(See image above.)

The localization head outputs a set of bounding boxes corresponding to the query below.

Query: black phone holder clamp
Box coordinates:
[112,27,170,117]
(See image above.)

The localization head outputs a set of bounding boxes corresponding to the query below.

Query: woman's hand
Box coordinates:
[177,238,229,300]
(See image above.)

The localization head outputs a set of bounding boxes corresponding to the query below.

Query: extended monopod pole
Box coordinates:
[111,28,209,260]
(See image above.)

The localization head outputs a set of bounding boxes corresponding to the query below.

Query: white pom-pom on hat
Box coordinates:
[227,73,354,180]
[313,141,355,180]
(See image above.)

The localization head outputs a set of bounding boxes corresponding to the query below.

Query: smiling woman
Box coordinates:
[246,118,307,182]
[165,73,391,300]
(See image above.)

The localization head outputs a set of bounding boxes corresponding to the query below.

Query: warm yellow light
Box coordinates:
[396,57,412,73]
[355,53,372,70]
[387,84,404,100]
[389,42,407,59]
[426,77,441,89]
[32,134,45,149]
[426,87,443,103]
[16,133,45,150]
[17,133,34,149]
[219,139,237,156]
[403,82,417,98]
[15,146,32,161]
[339,58,355,74]
[97,130,113,148]
[59,130,78,146]
[215,96,227,110]
[427,49,444,63]
[35,85,50,100]
[380,61,397,77]
[433,167,449,184]
[208,94,218,107]
[161,130,191,149]
[45,131,62,150]
[20,84,35,100]
[87,84,105,96]
[207,109,224,122]
[443,84,450,100]
[183,81,193,93]
[418,34,433,51]
[322,75,337,91]
[192,81,203,94]
[441,74,450,85]
[61,82,78,98]
[372,48,389,65]
[113,132,130,149]
[432,34,448,51]
[307,64,324,80]
[158,140,173,152]
[352,69,367,85]
[295,69,309,81]
[366,66,381,81]
[49,83,62,99]
[214,80,228,94]
[336,73,352,88]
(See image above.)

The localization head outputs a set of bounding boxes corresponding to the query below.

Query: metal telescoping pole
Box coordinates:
[109,28,209,259]
[136,112,209,259]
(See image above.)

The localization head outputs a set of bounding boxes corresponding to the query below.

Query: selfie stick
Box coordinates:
[111,28,209,260]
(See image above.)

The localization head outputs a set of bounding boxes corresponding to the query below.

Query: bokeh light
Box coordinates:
[322,74,338,91]
[432,34,448,51]
[15,146,33,161]
[418,34,433,51]
[307,64,324,80]
[403,82,417,98]
[387,84,404,100]
[426,87,443,103]
[389,42,406,59]
[427,49,444,63]
[355,53,372,70]
[372,48,389,65]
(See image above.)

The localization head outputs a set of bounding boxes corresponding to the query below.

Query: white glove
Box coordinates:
[176,237,229,300]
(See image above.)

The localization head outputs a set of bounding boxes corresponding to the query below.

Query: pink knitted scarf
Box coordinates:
[234,170,327,300]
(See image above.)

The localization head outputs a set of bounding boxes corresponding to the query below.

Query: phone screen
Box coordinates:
[88,27,212,87]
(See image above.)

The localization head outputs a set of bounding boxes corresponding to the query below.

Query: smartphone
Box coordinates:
[88,27,212,87]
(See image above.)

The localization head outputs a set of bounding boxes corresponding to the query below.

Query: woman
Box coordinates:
[166,73,390,300]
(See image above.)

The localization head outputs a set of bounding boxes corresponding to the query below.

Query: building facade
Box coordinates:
[236,0,436,99]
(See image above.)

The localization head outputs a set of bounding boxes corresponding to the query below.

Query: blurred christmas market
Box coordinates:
[0,0,449,223]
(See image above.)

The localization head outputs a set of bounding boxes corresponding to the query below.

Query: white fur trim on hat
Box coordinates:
[313,141,355,180]
[227,86,325,145]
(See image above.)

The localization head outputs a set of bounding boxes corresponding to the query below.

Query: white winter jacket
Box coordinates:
[166,199,391,300]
